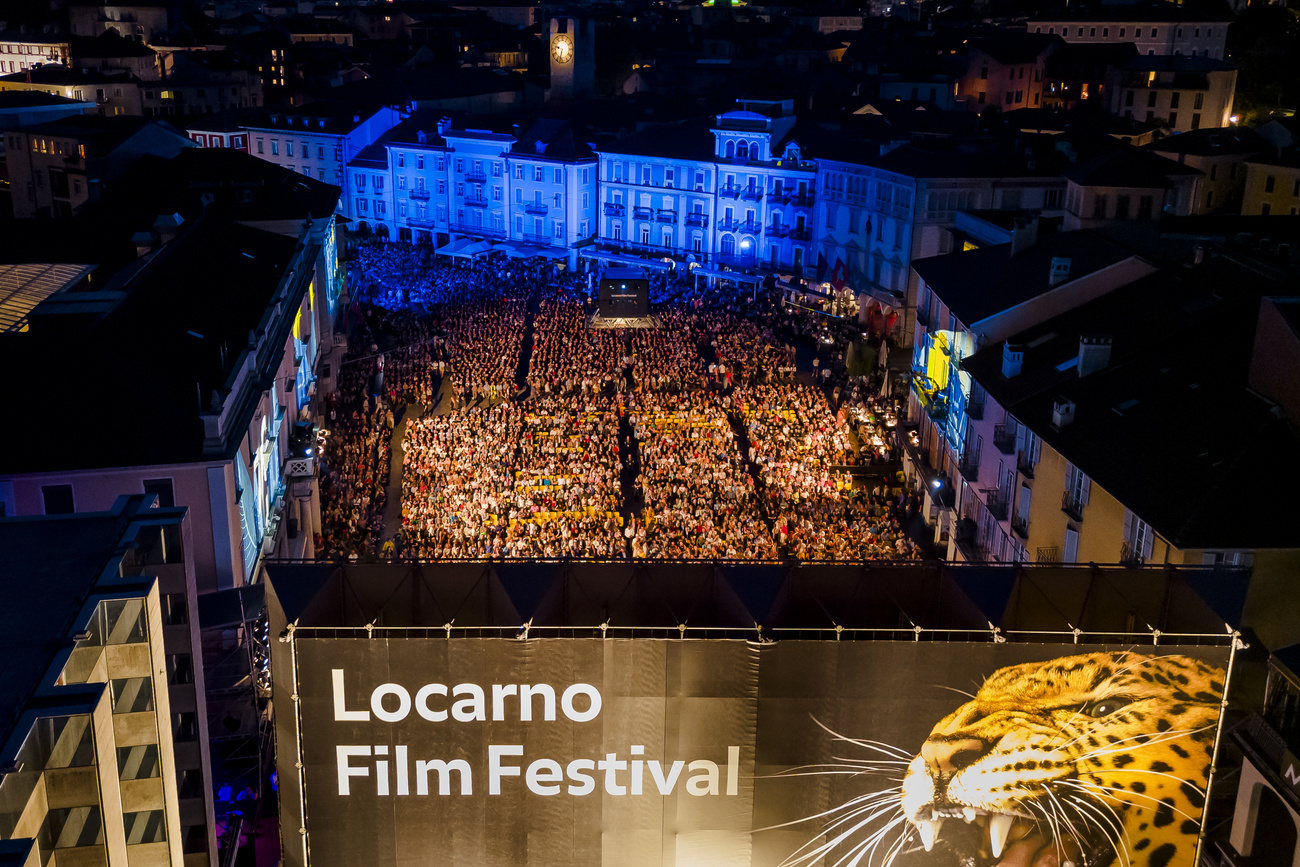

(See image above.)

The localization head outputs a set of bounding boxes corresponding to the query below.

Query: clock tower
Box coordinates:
[549,17,594,102]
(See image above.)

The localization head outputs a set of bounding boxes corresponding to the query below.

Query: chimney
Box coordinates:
[1077,335,1112,377]
[1051,397,1076,429]
[1049,256,1072,286]
[1010,215,1039,257]
[1002,342,1024,379]
[437,116,451,135]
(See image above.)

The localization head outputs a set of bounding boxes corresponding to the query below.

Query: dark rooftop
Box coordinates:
[913,229,1138,327]
[1144,127,1268,158]
[596,117,716,161]
[0,218,298,472]
[1064,145,1200,187]
[962,254,1300,550]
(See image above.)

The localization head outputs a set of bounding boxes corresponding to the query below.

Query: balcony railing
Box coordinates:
[685,213,709,228]
[993,424,1017,455]
[522,233,554,246]
[788,227,812,242]
[1010,514,1029,540]
[739,220,761,234]
[409,189,430,200]
[967,396,985,421]
[407,215,438,228]
[603,202,625,217]
[1119,540,1143,565]
[717,217,740,231]
[1061,491,1085,522]
[449,222,506,239]
[524,201,548,216]
[464,168,487,182]
[741,187,763,202]
[632,206,653,220]
[465,195,489,208]
[656,209,677,223]
[957,445,980,481]
[955,533,989,563]
[1017,451,1036,480]
[773,190,815,207]
[985,490,1009,522]
[1036,546,1060,563]
[719,184,743,198]
[768,224,789,238]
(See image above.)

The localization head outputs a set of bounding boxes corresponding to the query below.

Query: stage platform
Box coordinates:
[588,311,662,329]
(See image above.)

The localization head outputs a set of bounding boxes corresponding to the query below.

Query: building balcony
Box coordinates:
[407,215,438,228]
[522,233,554,246]
[1017,451,1036,480]
[1119,540,1143,565]
[464,168,487,182]
[954,527,989,563]
[768,224,790,238]
[957,449,980,482]
[993,424,1017,455]
[740,188,763,202]
[739,220,761,235]
[788,227,812,242]
[465,195,489,209]
[717,217,740,231]
[685,213,709,228]
[1035,546,1060,563]
[409,189,430,200]
[1010,514,1029,540]
[450,222,506,239]
[719,184,743,198]
[984,490,1009,522]
[603,202,625,217]
[523,201,548,216]
[1061,491,1086,522]
[715,252,758,269]
[632,206,654,221]
[967,396,985,421]
[773,190,816,207]
[656,209,677,223]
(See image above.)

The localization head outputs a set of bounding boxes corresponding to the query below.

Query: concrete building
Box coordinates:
[243,103,400,218]
[69,3,172,42]
[0,494,212,866]
[0,148,343,597]
[0,28,72,75]
[1062,145,1201,230]
[1242,152,1300,216]
[1027,5,1230,58]
[4,116,193,218]
[956,34,1059,113]
[1112,54,1237,132]
[950,252,1300,617]
[1143,127,1266,215]
[0,68,143,118]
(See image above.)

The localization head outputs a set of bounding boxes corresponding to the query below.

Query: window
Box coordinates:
[1138,195,1153,219]
[1206,190,1214,209]
[397,175,406,190]
[123,811,167,845]
[554,193,562,207]
[1148,91,1157,108]
[1170,92,1181,110]
[318,146,324,160]
[1135,27,1142,36]
[493,186,502,201]
[1151,28,1158,37]
[417,154,425,170]
[271,140,278,155]
[117,744,161,780]
[582,191,589,209]
[1265,175,1276,193]
[355,198,367,214]
[397,153,405,168]
[1005,91,1014,105]
[164,593,188,625]
[555,221,564,239]
[167,653,194,684]
[1194,92,1204,110]
[515,164,524,180]
[1092,194,1107,219]
[1125,90,1134,107]
[1120,28,1126,36]
[1123,509,1154,561]
[665,168,674,188]
[980,66,988,79]
[535,166,544,182]
[493,162,502,177]
[1115,195,1130,219]
[694,170,705,191]
[44,806,104,849]
[1089,27,1096,36]
[111,677,154,714]
[554,167,562,184]
[1191,113,1201,130]
[286,141,293,157]
[1065,463,1091,511]
[1262,203,1272,216]
[456,159,464,173]
[174,712,199,741]
[42,484,74,515]
[978,91,986,105]
[256,138,264,154]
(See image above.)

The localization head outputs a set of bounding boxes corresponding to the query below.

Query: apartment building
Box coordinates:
[956,34,1059,112]
[1062,145,1201,230]
[1111,54,1237,133]
[0,28,71,74]
[1242,153,1300,216]
[1027,5,1230,58]
[0,495,210,865]
[1143,127,1266,215]
[951,255,1300,630]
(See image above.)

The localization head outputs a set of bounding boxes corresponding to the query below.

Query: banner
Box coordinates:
[288,639,1229,867]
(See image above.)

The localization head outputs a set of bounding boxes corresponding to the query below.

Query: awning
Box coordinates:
[500,242,568,260]
[435,238,471,257]
[691,266,760,285]
[580,250,674,271]
[454,240,494,259]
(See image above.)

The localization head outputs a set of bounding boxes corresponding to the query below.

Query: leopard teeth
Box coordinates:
[962,807,978,823]
[917,818,942,851]
[989,814,1014,858]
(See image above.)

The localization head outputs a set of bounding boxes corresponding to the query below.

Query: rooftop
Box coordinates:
[1028,2,1231,23]
[962,254,1300,550]
[0,264,94,332]
[0,217,299,472]
[1064,145,1200,188]
[913,229,1138,327]
[596,117,717,162]
[1144,127,1268,158]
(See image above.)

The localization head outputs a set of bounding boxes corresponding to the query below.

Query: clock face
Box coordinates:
[551,34,573,64]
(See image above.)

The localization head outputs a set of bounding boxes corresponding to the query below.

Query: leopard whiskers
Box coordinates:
[1055,788,1131,867]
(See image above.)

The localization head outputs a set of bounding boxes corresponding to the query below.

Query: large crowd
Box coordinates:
[316,240,921,562]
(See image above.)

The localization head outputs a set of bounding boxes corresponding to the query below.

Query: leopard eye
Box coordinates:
[1085,698,1132,718]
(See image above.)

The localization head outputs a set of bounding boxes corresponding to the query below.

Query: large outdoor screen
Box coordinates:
[286,638,1229,867]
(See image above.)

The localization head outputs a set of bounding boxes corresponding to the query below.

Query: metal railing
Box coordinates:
[741,188,763,202]
[1017,451,1036,480]
[464,195,489,208]
[408,189,430,200]
[1061,491,1085,522]
[957,447,980,481]
[464,168,487,182]
[1119,540,1143,565]
[985,491,1009,521]
[788,227,812,241]
[1036,546,1060,563]
[602,202,625,217]
[993,424,1017,455]
[407,215,437,228]
[523,201,548,215]
[656,209,677,223]
[967,396,985,420]
[632,206,654,220]
[685,213,709,228]
[719,184,743,198]
[717,217,740,231]
[1010,514,1029,540]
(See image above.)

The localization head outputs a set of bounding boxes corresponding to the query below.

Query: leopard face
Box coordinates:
[900,651,1224,867]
